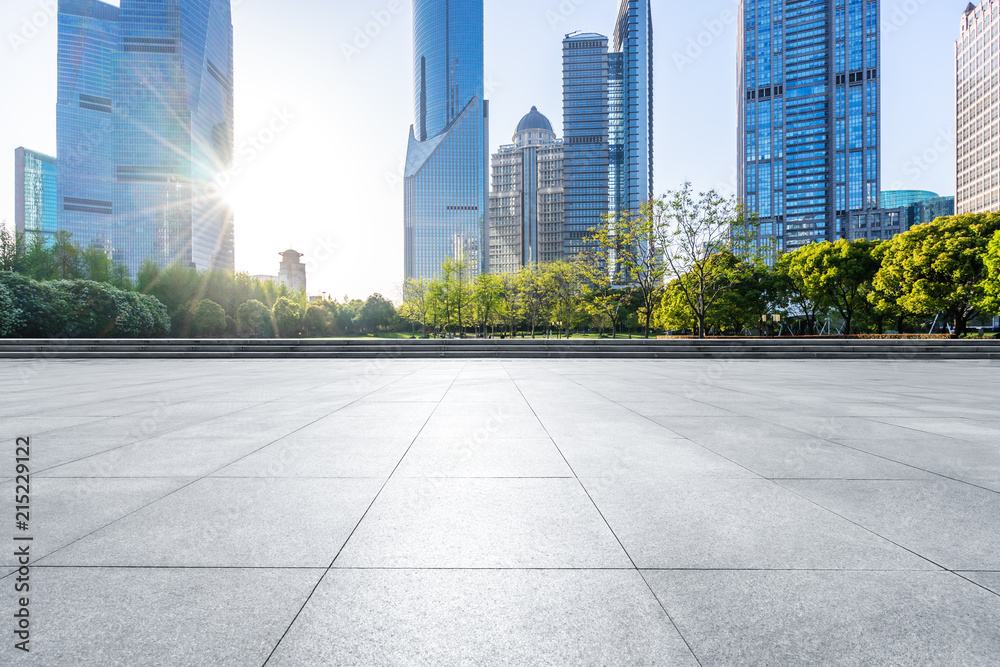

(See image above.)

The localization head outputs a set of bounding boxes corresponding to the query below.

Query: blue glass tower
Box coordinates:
[404,0,489,280]
[116,0,235,273]
[56,0,119,252]
[739,0,885,253]
[562,32,610,259]
[15,148,59,242]
[611,0,654,220]
[55,0,234,273]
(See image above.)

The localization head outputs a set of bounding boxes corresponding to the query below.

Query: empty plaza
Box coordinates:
[2,358,1000,666]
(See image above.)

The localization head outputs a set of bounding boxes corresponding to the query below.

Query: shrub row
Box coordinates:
[0,272,169,338]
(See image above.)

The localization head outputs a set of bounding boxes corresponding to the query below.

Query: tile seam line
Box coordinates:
[29,373,381,477]
[575,373,954,574]
[24,362,432,570]
[502,363,706,667]
[4,566,954,573]
[604,369,1000,498]
[260,362,467,667]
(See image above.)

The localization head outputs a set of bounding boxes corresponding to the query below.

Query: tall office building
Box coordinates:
[562,32,610,259]
[738,0,887,253]
[957,1,999,214]
[115,0,235,274]
[56,0,119,252]
[562,0,653,260]
[610,0,654,219]
[15,148,59,241]
[489,107,565,274]
[404,0,489,280]
[55,0,235,273]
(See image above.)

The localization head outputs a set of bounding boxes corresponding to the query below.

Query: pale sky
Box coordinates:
[0,0,966,299]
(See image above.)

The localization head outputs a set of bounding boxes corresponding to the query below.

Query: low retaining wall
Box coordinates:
[1,338,998,360]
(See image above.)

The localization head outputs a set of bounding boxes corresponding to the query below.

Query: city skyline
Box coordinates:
[0,0,964,299]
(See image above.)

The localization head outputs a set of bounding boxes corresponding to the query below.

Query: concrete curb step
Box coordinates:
[1,339,998,360]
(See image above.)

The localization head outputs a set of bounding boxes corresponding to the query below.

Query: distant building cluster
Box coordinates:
[14,0,236,274]
[403,0,653,279]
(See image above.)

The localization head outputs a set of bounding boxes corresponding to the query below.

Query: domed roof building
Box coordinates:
[489,108,565,274]
[513,106,556,148]
[517,106,553,134]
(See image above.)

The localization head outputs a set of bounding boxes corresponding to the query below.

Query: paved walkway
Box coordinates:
[2,359,1000,665]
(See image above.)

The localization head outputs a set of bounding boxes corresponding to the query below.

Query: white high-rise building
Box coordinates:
[956,1,1000,214]
[488,108,564,274]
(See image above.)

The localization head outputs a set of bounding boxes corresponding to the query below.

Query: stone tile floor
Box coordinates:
[1,359,999,666]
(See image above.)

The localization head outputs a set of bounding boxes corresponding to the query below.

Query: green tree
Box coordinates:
[660,184,760,339]
[546,261,584,337]
[517,264,551,338]
[192,300,227,337]
[50,232,83,280]
[0,282,23,337]
[589,199,668,339]
[774,251,826,335]
[982,231,1000,315]
[400,278,432,334]
[498,273,523,338]
[237,299,272,338]
[472,273,505,337]
[579,245,629,338]
[360,294,398,333]
[302,303,332,338]
[439,255,476,334]
[874,214,1000,334]
[272,297,302,338]
[793,240,881,335]
[654,279,697,333]
[0,223,20,272]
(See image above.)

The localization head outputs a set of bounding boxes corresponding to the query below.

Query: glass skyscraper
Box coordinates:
[15,148,59,241]
[115,0,235,273]
[738,0,886,253]
[562,32,610,259]
[610,0,654,220]
[404,0,489,280]
[562,0,653,260]
[55,0,235,273]
[56,0,119,252]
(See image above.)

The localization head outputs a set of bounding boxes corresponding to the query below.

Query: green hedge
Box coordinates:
[0,272,170,338]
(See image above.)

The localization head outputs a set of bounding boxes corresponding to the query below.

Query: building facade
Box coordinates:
[880,191,955,230]
[404,0,489,280]
[55,0,235,274]
[278,250,307,293]
[738,0,885,254]
[908,196,955,228]
[562,32,610,259]
[489,107,564,274]
[957,1,999,214]
[15,148,59,241]
[56,0,119,252]
[881,190,939,210]
[610,0,654,220]
[115,0,235,274]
